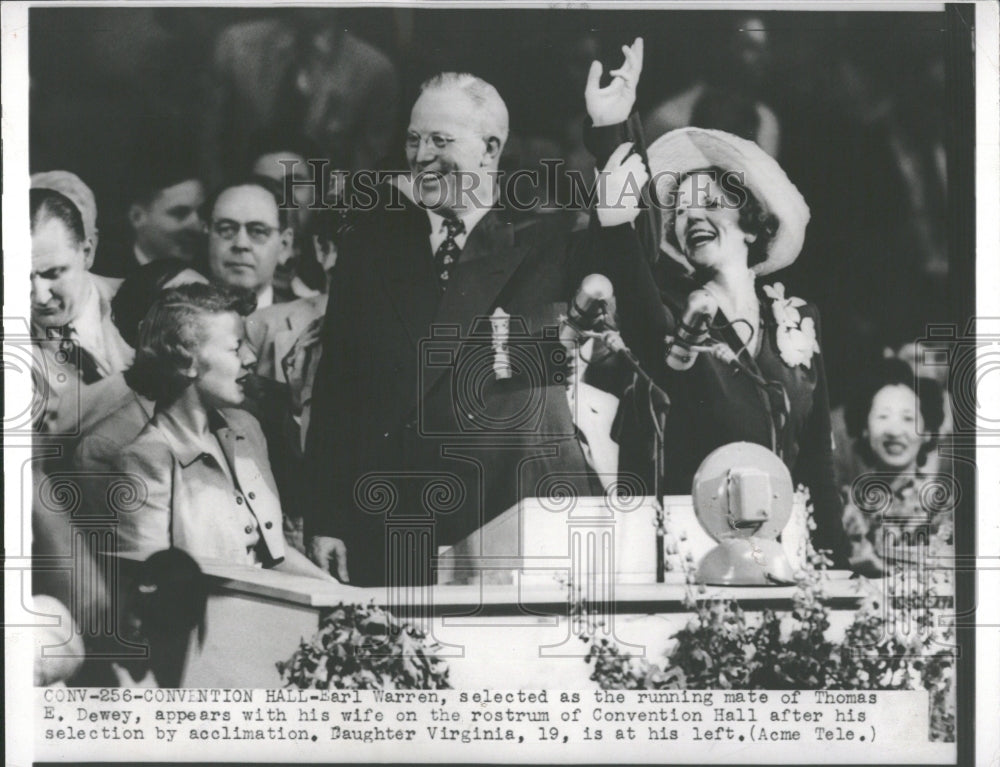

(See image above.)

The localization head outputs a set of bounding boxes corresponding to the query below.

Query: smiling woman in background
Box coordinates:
[840,357,946,576]
[112,282,330,578]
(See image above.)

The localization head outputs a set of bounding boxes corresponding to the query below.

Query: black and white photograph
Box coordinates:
[3,1,998,764]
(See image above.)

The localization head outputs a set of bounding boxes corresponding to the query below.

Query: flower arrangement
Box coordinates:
[581,488,956,741]
[764,283,820,369]
[277,602,451,689]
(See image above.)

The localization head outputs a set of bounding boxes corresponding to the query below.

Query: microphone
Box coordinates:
[665,289,717,371]
[559,274,616,348]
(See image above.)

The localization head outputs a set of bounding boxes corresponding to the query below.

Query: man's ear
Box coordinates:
[482,136,503,164]
[278,227,295,265]
[82,240,95,271]
[128,203,145,231]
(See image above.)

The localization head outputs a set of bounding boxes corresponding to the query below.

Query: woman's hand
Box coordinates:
[282,317,324,415]
[585,37,644,127]
[308,535,350,583]
[595,142,649,227]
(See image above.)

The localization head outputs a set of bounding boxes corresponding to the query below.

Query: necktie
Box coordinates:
[433,217,465,290]
[48,324,103,384]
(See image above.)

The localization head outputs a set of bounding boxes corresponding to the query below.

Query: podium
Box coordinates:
[436,494,812,586]
[110,495,852,688]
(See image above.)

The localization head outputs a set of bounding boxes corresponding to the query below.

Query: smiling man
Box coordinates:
[305,43,651,586]
[206,178,294,309]
[124,149,206,274]
[404,73,506,229]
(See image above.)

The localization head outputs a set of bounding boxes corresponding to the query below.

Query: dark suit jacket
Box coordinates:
[305,187,639,585]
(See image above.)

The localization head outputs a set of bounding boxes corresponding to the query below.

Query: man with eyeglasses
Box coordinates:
[205,177,329,554]
[205,178,295,310]
[207,177,324,405]
[305,42,649,586]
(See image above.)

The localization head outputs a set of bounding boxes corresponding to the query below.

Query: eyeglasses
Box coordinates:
[210,218,279,244]
[405,132,458,151]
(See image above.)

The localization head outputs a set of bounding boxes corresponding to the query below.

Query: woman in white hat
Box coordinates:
[613,127,849,567]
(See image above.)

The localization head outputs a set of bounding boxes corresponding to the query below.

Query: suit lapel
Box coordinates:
[421,211,528,399]
[215,423,241,487]
[371,198,440,350]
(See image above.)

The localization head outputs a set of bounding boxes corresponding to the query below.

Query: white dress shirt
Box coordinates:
[255,284,275,310]
[133,244,153,267]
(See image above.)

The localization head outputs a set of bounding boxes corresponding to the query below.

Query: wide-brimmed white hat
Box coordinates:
[647,127,810,276]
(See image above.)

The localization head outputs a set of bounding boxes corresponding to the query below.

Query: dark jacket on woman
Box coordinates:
[613,252,850,567]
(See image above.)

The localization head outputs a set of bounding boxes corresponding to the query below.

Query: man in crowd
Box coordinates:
[201,177,322,549]
[30,179,133,442]
[124,151,205,273]
[28,174,131,685]
[304,40,648,586]
[205,178,294,310]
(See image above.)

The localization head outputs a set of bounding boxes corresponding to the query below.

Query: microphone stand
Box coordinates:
[589,329,671,584]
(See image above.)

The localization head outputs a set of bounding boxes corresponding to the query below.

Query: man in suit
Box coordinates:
[112,147,206,277]
[205,179,295,310]
[30,183,134,445]
[305,41,649,586]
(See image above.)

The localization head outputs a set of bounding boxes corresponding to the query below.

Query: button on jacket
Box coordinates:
[113,407,286,566]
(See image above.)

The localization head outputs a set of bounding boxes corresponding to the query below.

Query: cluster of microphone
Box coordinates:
[559,273,718,372]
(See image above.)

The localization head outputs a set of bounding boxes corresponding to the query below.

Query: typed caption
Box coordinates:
[36,687,951,763]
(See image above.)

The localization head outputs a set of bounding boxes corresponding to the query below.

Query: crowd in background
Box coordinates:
[30,7,951,401]
[25,8,957,687]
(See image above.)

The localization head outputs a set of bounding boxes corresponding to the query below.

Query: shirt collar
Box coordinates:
[256,284,275,310]
[134,244,153,267]
[153,407,243,468]
[65,274,104,342]
[427,205,491,240]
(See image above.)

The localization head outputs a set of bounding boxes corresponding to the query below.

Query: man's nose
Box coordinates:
[414,139,438,166]
[31,277,52,305]
[232,225,252,249]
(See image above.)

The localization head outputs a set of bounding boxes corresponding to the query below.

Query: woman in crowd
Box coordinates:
[613,127,848,565]
[113,282,331,577]
[840,357,947,576]
[73,259,209,516]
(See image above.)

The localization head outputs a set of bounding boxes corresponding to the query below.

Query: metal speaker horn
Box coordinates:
[691,442,797,586]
